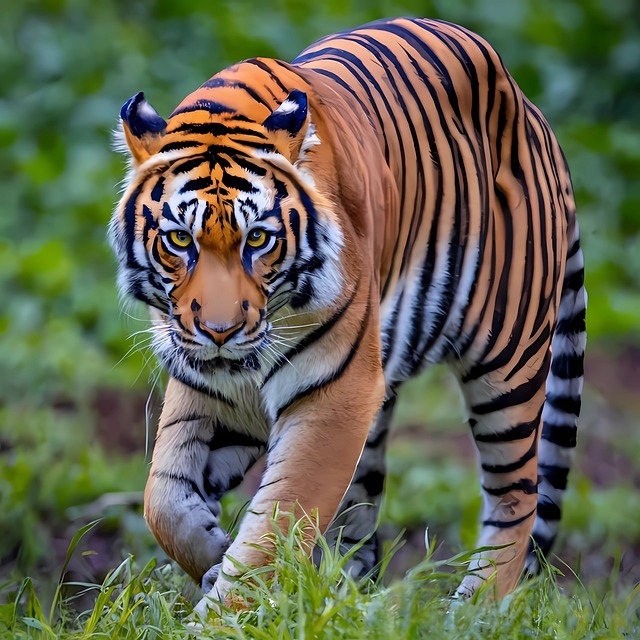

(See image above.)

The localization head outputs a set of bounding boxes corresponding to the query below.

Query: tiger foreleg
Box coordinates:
[321,393,395,579]
[144,378,266,585]
[456,349,550,598]
[196,335,385,614]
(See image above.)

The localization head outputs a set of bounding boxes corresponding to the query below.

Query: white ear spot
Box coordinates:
[274,99,300,115]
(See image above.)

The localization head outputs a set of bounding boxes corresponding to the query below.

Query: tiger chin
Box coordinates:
[110,17,586,619]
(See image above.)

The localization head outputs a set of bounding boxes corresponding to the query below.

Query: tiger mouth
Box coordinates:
[173,334,267,374]
[193,353,262,373]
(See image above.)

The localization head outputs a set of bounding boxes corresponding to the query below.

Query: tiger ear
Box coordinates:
[262,90,315,162]
[119,92,167,165]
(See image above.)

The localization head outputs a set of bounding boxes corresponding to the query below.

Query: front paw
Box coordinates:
[201,563,222,593]
[193,573,240,621]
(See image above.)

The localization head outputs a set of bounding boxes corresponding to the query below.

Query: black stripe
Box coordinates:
[159,140,202,154]
[263,284,359,384]
[258,477,286,491]
[365,426,390,450]
[222,173,257,194]
[152,470,206,503]
[555,307,586,335]
[523,118,553,336]
[303,65,387,161]
[567,239,581,259]
[170,100,233,117]
[180,176,212,193]
[483,507,536,529]
[344,34,429,305]
[244,58,291,93]
[504,325,551,383]
[298,49,407,290]
[209,428,266,451]
[541,423,577,448]
[563,269,584,292]
[550,352,584,379]
[201,77,271,108]
[274,300,371,421]
[359,470,385,496]
[151,176,165,202]
[471,351,551,415]
[483,478,537,496]
[530,531,554,555]
[233,155,267,177]
[481,434,537,474]
[457,215,497,358]
[474,406,542,442]
[172,157,206,174]
[124,184,143,267]
[173,121,267,139]
[161,413,210,430]
[141,204,157,247]
[536,498,561,521]
[170,370,236,407]
[349,32,432,278]
[545,393,581,416]
[538,464,569,490]
[464,188,514,375]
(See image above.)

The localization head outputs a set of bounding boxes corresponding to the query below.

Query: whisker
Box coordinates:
[270,322,321,331]
[269,311,310,323]
[145,364,164,460]
[264,340,299,374]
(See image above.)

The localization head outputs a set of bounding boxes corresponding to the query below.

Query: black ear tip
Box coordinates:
[263,90,308,136]
[120,92,166,137]
[288,89,307,106]
[120,92,145,122]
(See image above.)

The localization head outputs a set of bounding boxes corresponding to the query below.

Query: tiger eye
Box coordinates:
[168,230,193,249]
[246,229,269,249]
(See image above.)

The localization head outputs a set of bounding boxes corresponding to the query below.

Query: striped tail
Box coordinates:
[527,216,587,571]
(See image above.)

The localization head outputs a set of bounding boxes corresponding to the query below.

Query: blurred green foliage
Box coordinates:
[2,0,640,407]
[0,0,640,399]
[1,0,639,587]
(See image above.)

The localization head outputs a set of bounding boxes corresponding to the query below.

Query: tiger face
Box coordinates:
[110,90,344,387]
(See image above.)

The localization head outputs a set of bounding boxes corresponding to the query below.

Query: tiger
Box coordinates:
[110,16,586,615]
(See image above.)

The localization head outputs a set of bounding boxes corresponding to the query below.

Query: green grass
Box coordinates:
[2,383,640,638]
[1,514,638,639]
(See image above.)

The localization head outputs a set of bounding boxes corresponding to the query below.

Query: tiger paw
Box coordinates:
[201,562,222,594]
[193,572,248,622]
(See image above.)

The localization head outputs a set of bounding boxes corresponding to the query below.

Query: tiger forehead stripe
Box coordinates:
[172,121,269,139]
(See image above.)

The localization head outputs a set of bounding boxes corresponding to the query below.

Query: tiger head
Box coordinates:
[110,85,344,387]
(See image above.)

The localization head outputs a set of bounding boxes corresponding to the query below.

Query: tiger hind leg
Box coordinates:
[456,348,550,598]
[527,232,586,572]
[319,393,396,579]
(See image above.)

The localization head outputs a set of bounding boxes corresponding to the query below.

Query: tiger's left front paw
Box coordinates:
[193,572,249,622]
[192,579,226,622]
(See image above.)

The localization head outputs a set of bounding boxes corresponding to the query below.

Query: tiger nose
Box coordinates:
[195,317,245,346]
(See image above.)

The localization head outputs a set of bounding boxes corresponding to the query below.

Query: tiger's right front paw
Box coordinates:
[201,562,222,593]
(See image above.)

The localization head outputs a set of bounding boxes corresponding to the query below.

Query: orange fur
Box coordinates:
[111,17,585,613]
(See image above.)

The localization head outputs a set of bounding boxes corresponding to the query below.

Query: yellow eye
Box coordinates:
[246,228,270,249]
[168,229,193,249]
